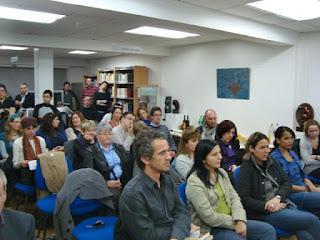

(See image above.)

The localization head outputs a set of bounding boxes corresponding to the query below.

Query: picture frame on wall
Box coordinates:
[217,68,250,100]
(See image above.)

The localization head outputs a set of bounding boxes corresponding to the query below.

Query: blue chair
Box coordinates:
[14,182,36,211]
[232,166,292,238]
[72,216,117,240]
[305,175,320,184]
[178,182,187,205]
[35,156,103,240]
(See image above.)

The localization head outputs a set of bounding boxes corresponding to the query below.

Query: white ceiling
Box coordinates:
[0,0,319,58]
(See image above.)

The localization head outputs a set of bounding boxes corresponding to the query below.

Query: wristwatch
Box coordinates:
[275,195,281,201]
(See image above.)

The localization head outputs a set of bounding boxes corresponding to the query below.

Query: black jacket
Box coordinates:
[14,92,35,110]
[236,157,291,220]
[87,142,130,184]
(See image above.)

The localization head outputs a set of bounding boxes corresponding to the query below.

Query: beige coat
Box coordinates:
[186,168,246,234]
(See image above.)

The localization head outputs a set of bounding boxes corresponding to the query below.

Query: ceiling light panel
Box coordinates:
[0,45,28,50]
[0,6,65,24]
[125,26,199,39]
[68,50,96,55]
[247,0,320,21]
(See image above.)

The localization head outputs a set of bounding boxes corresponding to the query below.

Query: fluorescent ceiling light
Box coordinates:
[68,50,96,55]
[0,45,28,50]
[125,26,199,39]
[0,6,65,24]
[247,0,320,21]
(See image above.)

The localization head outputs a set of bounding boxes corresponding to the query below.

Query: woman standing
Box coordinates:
[65,111,85,141]
[270,126,320,212]
[215,120,241,174]
[93,81,111,122]
[186,139,276,240]
[299,119,320,179]
[175,127,200,180]
[237,132,320,239]
[36,113,67,151]
[12,117,47,185]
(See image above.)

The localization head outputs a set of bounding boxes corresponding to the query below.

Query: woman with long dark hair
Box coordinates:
[215,120,240,174]
[270,126,320,212]
[36,113,67,150]
[186,139,276,240]
[237,132,320,239]
[65,111,85,141]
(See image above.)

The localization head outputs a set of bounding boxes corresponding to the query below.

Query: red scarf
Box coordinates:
[22,134,42,160]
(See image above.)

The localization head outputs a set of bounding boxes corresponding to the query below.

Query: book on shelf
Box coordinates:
[116,100,133,112]
[99,72,115,84]
[116,88,133,99]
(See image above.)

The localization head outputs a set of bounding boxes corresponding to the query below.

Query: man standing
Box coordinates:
[112,112,135,151]
[197,109,218,140]
[115,131,190,240]
[14,83,35,112]
[0,169,35,239]
[149,107,177,154]
[80,77,99,102]
[62,81,80,111]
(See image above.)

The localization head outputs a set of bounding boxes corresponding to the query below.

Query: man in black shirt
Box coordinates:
[115,131,191,240]
[80,96,97,121]
[62,81,80,111]
[14,83,35,111]
[0,84,15,116]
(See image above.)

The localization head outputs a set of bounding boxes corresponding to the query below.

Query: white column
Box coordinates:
[34,48,54,104]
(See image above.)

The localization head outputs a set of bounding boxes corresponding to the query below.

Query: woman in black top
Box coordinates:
[94,82,111,122]
[237,132,320,239]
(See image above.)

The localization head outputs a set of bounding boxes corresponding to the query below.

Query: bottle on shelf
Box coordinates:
[186,115,190,128]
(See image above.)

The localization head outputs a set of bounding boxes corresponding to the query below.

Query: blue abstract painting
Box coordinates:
[217,68,250,99]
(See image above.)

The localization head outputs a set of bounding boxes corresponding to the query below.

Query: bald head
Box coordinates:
[204,109,217,129]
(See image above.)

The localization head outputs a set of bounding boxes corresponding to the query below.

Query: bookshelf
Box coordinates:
[97,66,148,113]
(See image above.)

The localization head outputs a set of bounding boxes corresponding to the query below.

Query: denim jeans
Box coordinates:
[290,192,320,211]
[210,220,276,240]
[264,208,320,240]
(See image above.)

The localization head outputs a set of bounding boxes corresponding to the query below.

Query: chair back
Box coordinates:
[178,182,187,205]
[233,166,241,187]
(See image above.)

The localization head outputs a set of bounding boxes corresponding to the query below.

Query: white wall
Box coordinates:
[160,40,296,136]
[296,31,320,121]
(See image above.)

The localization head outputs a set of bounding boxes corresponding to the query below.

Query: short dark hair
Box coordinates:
[133,131,166,170]
[150,106,162,116]
[216,120,237,143]
[21,83,28,87]
[122,111,135,118]
[21,117,37,129]
[43,90,53,98]
[64,81,70,86]
[274,126,295,148]
[0,84,7,93]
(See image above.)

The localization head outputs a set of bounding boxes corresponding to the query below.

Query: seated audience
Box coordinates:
[101,103,123,128]
[80,96,97,121]
[0,110,10,132]
[112,112,135,151]
[149,107,177,154]
[93,81,111,122]
[72,120,96,170]
[14,83,35,112]
[237,132,320,239]
[0,113,22,167]
[299,119,320,179]
[136,107,150,125]
[115,131,191,240]
[65,111,85,141]
[186,139,276,239]
[87,123,129,203]
[0,169,35,239]
[175,127,200,180]
[0,84,15,116]
[270,126,320,212]
[62,81,80,111]
[33,90,59,121]
[215,120,241,174]
[13,117,46,185]
[197,109,218,140]
[80,77,99,101]
[36,113,67,151]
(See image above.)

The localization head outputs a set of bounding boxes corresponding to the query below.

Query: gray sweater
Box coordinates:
[149,123,177,152]
[299,136,320,174]
[54,168,114,240]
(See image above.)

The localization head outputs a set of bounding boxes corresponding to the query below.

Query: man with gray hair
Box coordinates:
[115,131,190,240]
[0,169,35,239]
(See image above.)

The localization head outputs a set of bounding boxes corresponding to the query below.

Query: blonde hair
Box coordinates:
[178,127,200,155]
[304,119,320,137]
[243,132,269,160]
[81,120,96,133]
